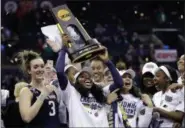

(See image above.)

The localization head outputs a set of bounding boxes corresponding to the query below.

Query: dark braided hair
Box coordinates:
[75,81,107,104]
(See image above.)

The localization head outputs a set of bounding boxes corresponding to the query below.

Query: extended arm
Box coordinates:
[153,107,184,123]
[55,49,68,90]
[105,60,122,91]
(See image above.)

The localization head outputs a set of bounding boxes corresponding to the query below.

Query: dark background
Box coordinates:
[1,1,185,98]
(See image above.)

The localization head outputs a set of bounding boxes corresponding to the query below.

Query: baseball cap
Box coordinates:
[74,67,92,83]
[142,62,158,75]
[119,69,136,79]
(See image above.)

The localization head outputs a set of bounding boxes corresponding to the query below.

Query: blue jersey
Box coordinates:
[26,86,60,128]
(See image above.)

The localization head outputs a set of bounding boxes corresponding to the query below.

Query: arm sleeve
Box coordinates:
[55,49,68,90]
[104,60,123,92]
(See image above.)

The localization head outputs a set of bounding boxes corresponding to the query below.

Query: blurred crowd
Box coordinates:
[1,1,184,65]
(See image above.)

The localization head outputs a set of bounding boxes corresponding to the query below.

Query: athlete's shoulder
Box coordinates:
[19,86,33,97]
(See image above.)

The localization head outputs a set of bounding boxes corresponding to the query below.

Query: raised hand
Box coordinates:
[141,94,153,107]
[98,46,109,62]
[41,84,55,97]
[46,38,62,52]
[106,89,120,104]
[167,83,183,92]
[62,34,71,48]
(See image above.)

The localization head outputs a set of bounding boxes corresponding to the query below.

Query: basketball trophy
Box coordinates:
[51,4,105,63]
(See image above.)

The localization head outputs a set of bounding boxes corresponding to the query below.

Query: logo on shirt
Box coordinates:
[47,94,57,99]
[121,101,137,118]
[165,95,172,102]
[80,97,103,110]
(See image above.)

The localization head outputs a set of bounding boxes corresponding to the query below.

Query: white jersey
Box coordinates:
[62,81,109,127]
[153,90,184,127]
[117,94,152,127]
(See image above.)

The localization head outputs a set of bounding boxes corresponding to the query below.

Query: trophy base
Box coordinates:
[70,44,105,63]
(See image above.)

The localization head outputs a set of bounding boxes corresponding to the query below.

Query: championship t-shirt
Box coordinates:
[103,85,153,128]
[118,94,152,127]
[62,81,109,127]
[153,90,184,127]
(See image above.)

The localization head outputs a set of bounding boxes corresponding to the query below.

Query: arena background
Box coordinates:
[1,0,185,100]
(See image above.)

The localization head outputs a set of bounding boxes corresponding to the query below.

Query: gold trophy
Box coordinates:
[51,4,105,63]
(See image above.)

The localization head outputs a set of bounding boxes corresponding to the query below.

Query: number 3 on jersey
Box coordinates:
[48,101,56,116]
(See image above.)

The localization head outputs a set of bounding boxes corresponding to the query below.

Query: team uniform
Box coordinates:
[152,89,184,127]
[25,85,60,128]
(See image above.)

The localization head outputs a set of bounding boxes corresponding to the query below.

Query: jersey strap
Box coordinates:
[26,85,40,96]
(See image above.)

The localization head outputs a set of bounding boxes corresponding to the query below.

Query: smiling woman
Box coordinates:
[17,50,60,128]
[90,58,105,86]
[116,69,153,128]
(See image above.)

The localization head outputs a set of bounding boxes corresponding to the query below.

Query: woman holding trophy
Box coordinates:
[46,34,123,127]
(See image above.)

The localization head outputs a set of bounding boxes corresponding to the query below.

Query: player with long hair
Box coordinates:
[18,50,60,128]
